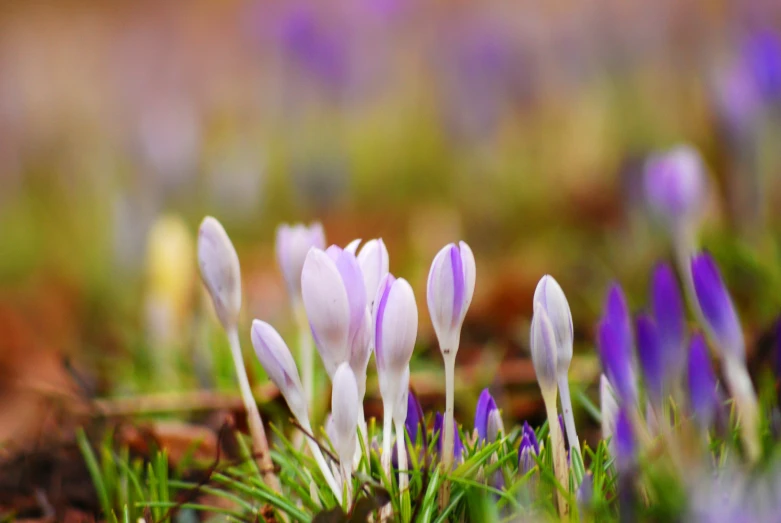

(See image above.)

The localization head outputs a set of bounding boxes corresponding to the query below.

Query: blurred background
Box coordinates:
[2,0,781,476]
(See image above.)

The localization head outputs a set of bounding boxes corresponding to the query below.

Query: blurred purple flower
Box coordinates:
[598,284,637,405]
[691,252,744,361]
[742,29,781,101]
[636,313,664,404]
[434,412,463,462]
[687,333,720,430]
[474,388,497,443]
[644,146,706,228]
[517,431,537,476]
[651,263,686,381]
[276,4,350,92]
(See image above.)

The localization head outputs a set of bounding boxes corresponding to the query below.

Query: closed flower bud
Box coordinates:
[644,145,706,226]
[486,409,504,443]
[405,391,425,445]
[276,222,325,299]
[374,274,418,374]
[427,242,476,354]
[530,302,558,396]
[600,374,619,446]
[522,421,539,455]
[517,432,537,475]
[250,320,308,422]
[651,263,686,381]
[332,363,360,468]
[687,334,720,429]
[474,388,498,443]
[301,246,367,377]
[533,275,574,371]
[691,252,745,361]
[598,285,637,405]
[198,217,242,329]
[635,314,664,404]
[351,239,390,307]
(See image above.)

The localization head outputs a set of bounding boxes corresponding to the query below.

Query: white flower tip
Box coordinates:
[198,216,241,329]
[533,274,574,369]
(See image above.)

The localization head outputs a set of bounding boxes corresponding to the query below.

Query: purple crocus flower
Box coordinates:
[434,412,463,462]
[636,314,664,405]
[427,242,477,354]
[651,263,686,378]
[690,252,745,361]
[405,391,425,446]
[517,431,537,475]
[474,388,497,443]
[687,334,720,430]
[614,408,635,472]
[521,421,539,455]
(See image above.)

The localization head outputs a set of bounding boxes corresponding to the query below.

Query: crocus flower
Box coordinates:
[650,263,686,384]
[533,274,581,458]
[250,319,341,498]
[522,421,539,455]
[690,252,744,361]
[276,222,326,300]
[635,314,664,405]
[301,246,369,377]
[614,408,635,473]
[644,146,706,229]
[346,238,390,307]
[332,362,360,505]
[742,29,781,101]
[198,217,242,330]
[427,241,475,474]
[474,388,498,443]
[687,334,720,430]
[427,241,476,354]
[434,412,463,462]
[517,431,537,476]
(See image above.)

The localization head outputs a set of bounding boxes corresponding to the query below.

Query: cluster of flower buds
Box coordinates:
[517,422,540,477]
[474,388,504,444]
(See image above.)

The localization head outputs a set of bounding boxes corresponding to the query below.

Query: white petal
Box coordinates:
[198,216,242,329]
[301,248,350,377]
[358,239,390,305]
[530,302,558,395]
[600,374,619,452]
[349,307,372,400]
[345,238,362,254]
[459,241,476,321]
[379,278,418,373]
[331,363,360,462]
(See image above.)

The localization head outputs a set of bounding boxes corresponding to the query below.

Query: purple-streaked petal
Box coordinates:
[198,217,242,329]
[450,244,465,323]
[375,276,417,373]
[687,333,719,429]
[531,303,558,393]
[691,252,744,361]
[636,313,664,404]
[434,412,463,462]
[533,275,574,370]
[332,248,367,345]
[518,432,537,474]
[459,242,477,315]
[605,283,633,353]
[373,273,396,369]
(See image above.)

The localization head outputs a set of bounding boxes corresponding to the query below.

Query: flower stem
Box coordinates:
[300,420,342,500]
[382,409,393,480]
[724,359,761,463]
[557,374,582,465]
[395,419,411,522]
[227,328,280,492]
[440,352,456,508]
[543,393,568,516]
